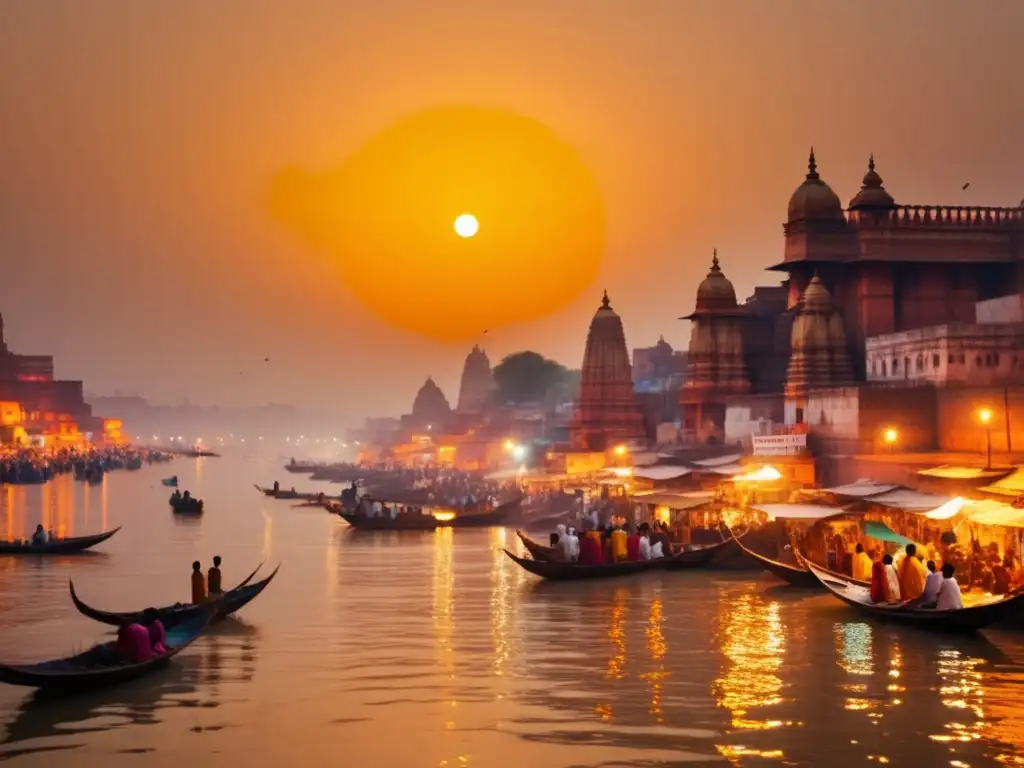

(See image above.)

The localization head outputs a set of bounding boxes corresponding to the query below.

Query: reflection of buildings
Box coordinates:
[0,312,112,444]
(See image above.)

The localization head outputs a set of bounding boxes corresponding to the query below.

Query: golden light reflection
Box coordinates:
[433,527,455,673]
[325,517,338,600]
[261,511,273,561]
[931,649,986,748]
[605,587,627,681]
[489,527,511,676]
[100,477,109,531]
[641,592,666,723]
[833,622,878,714]
[714,592,788,733]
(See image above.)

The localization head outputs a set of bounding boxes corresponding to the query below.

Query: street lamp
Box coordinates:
[979,407,994,469]
[613,444,628,457]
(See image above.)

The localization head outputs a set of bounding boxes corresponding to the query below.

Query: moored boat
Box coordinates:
[664,534,740,569]
[69,563,279,628]
[254,485,336,502]
[502,548,668,581]
[0,613,209,692]
[805,561,1024,632]
[516,530,557,561]
[447,496,523,528]
[0,527,121,556]
[733,534,873,588]
[335,509,439,531]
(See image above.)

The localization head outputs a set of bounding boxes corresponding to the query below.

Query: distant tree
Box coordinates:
[493,352,576,405]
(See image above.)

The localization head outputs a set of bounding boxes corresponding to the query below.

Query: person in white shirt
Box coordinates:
[565,528,580,563]
[31,524,48,545]
[638,528,652,561]
[935,563,964,610]
[916,560,943,608]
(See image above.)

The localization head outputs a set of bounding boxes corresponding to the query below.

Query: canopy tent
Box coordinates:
[631,491,714,510]
[821,480,901,498]
[749,503,848,521]
[916,465,1008,480]
[631,466,692,481]
[865,489,953,512]
[929,498,1024,528]
[703,464,746,476]
[690,453,744,468]
[978,467,1024,498]
[864,520,914,546]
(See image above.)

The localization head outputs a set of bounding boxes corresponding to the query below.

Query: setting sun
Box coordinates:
[454,213,479,238]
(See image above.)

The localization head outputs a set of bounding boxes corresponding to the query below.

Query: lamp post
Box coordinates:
[979,408,994,469]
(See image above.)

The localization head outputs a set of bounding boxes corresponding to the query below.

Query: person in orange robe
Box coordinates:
[898,543,928,601]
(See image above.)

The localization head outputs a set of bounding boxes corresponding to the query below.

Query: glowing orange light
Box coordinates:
[978,408,993,425]
[883,428,898,444]
[613,444,628,457]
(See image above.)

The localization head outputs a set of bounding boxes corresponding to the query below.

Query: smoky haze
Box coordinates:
[1,0,1022,429]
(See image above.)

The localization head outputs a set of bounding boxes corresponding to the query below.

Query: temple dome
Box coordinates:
[693,250,738,313]
[412,376,451,424]
[785,273,853,396]
[456,345,494,413]
[848,154,895,209]
[787,148,844,222]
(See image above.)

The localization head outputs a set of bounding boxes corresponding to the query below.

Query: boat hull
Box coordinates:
[70,564,278,628]
[0,613,209,692]
[502,548,668,581]
[805,561,1024,632]
[0,527,121,556]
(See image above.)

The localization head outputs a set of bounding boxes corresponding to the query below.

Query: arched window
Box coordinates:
[916,354,924,372]
[882,360,887,377]
[932,354,940,369]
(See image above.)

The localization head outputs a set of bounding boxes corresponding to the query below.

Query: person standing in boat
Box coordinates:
[852,543,873,582]
[208,555,223,596]
[898,543,928,601]
[191,561,207,605]
[610,525,628,563]
[934,563,963,610]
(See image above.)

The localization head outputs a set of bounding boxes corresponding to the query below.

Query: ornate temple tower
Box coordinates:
[411,376,452,430]
[784,274,854,424]
[679,250,751,443]
[456,345,495,413]
[570,291,645,451]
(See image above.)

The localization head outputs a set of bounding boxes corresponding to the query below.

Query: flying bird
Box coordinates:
[264,357,270,362]
[962,182,970,191]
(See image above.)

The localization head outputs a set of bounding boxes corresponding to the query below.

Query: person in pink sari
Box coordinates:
[143,608,168,655]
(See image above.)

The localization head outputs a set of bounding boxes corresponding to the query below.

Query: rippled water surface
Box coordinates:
[2,458,1024,767]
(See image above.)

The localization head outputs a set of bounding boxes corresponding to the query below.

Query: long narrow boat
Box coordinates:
[805,561,1024,632]
[335,509,439,530]
[665,534,740,569]
[730,531,869,588]
[0,613,209,692]
[448,496,524,528]
[0,527,121,556]
[502,549,669,581]
[69,564,278,628]
[254,485,336,501]
[517,530,557,561]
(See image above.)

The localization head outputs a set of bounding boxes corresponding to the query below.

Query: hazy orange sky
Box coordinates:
[1,1,1022,425]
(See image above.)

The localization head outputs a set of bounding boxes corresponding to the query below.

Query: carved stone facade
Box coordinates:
[409,376,452,431]
[570,292,645,451]
[680,251,751,443]
[770,150,1024,378]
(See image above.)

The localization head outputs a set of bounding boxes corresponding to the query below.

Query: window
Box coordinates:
[948,354,955,364]
[904,357,910,377]
[933,354,940,369]
[892,358,899,373]
[960,353,966,363]
[916,355,924,372]
[795,407,805,424]
[882,360,887,377]
[994,352,1001,365]
[871,359,877,375]
[976,355,983,367]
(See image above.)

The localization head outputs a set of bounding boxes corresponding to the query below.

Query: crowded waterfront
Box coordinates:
[2,456,1024,767]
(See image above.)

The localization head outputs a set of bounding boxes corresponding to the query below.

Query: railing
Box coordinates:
[848,204,1023,230]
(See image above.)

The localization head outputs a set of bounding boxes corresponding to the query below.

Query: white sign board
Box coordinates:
[751,434,807,456]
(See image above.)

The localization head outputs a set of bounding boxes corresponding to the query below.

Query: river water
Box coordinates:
[1,457,1023,767]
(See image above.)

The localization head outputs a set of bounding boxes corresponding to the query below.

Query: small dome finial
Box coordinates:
[868,153,875,173]
[807,147,819,180]
[708,248,721,275]
[601,289,610,309]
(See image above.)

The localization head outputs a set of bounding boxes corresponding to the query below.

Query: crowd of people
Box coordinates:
[548,520,671,564]
[857,542,964,610]
[0,445,171,485]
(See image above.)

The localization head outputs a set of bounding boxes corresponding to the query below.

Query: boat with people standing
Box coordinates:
[0,526,121,556]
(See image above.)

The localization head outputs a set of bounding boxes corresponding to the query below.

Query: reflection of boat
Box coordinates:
[502,548,668,581]
[805,561,1024,632]
[0,613,209,692]
[70,564,278,628]
[0,527,121,556]
[731,529,870,588]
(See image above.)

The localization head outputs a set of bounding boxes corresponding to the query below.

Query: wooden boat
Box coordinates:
[0,612,209,692]
[336,510,439,531]
[70,563,279,628]
[517,530,557,561]
[805,561,1024,632]
[502,548,669,581]
[170,497,203,515]
[253,485,335,502]
[0,527,121,556]
[161,477,178,487]
[732,534,873,588]
[664,534,740,569]
[448,496,523,528]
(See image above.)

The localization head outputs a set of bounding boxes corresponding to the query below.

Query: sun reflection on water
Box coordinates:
[489,527,511,676]
[641,592,666,723]
[930,649,986,749]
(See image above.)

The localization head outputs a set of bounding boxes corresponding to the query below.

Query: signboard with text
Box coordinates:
[751,434,807,456]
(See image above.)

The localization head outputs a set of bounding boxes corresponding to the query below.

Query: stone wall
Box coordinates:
[803,384,937,455]
[936,386,1024,453]
[724,394,785,446]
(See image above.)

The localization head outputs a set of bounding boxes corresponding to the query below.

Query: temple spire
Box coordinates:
[601,289,610,309]
[806,146,819,180]
[710,248,720,273]
[868,153,875,173]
